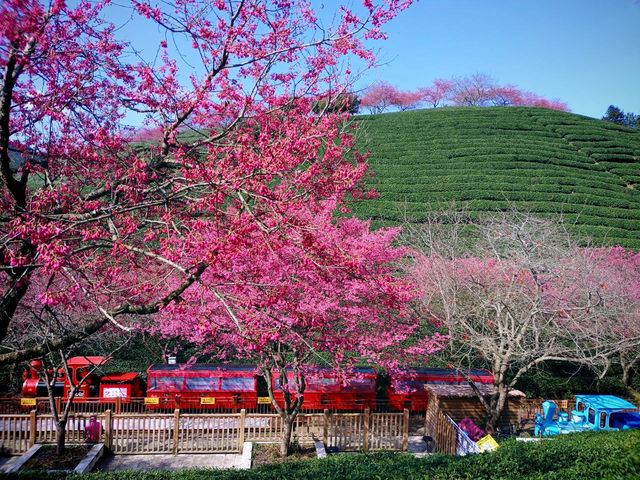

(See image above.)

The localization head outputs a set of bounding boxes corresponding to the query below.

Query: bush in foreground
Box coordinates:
[4,429,636,480]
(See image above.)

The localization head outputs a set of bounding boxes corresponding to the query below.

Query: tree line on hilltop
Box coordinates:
[602,105,639,129]
[358,73,569,114]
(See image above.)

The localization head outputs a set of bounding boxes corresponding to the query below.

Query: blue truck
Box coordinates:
[534,395,640,436]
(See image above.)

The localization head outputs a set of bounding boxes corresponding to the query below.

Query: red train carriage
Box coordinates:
[99,372,145,403]
[386,368,494,411]
[22,357,109,402]
[22,359,498,413]
[271,367,377,411]
[145,364,258,410]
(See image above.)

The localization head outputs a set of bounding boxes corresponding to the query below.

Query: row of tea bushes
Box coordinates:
[351,107,640,249]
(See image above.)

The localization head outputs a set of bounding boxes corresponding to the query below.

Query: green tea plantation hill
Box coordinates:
[352,106,640,249]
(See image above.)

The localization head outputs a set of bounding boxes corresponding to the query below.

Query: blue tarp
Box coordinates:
[610,411,640,429]
[575,395,637,411]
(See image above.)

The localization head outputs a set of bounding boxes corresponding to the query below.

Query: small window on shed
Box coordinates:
[577,402,585,412]
[587,408,596,425]
[600,412,607,428]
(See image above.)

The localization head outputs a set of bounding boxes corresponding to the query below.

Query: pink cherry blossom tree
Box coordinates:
[151,200,446,455]
[1,0,421,372]
[1,0,445,455]
[360,82,422,113]
[445,74,569,111]
[405,211,608,431]
[560,247,640,386]
[418,78,454,107]
[390,88,423,111]
[449,73,497,106]
[360,81,400,114]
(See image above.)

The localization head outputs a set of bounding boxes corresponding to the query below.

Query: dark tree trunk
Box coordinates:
[260,363,304,457]
[485,387,508,433]
[622,366,633,387]
[280,416,293,457]
[55,419,67,456]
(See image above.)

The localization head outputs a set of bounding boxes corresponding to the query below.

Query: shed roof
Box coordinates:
[426,383,525,399]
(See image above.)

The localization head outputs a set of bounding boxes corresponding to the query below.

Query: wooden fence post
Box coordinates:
[104,410,112,451]
[363,408,370,452]
[424,409,428,436]
[239,409,246,452]
[55,396,61,415]
[402,409,409,451]
[29,410,36,447]
[115,397,121,415]
[173,409,180,455]
[323,409,329,445]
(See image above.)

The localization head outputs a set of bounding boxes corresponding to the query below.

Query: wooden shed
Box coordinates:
[425,383,525,437]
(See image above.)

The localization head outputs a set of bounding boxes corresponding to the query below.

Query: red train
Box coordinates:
[22,357,494,412]
[386,368,494,411]
[271,367,377,410]
[22,357,145,403]
[145,364,258,410]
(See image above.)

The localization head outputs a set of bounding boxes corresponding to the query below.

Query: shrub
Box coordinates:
[51,430,640,480]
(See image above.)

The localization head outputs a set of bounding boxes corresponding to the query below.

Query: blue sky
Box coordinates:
[353,0,640,118]
[106,0,639,121]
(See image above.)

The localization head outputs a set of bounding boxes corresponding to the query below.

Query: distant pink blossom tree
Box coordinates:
[360,81,399,114]
[360,82,423,113]
[390,88,423,111]
[559,247,640,386]
[418,78,455,107]
[444,74,569,111]
[449,73,497,106]
[360,75,567,115]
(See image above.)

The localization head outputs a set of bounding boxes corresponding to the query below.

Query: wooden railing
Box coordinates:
[435,410,457,455]
[1,397,156,415]
[0,414,31,454]
[0,411,102,455]
[244,409,408,451]
[520,398,571,422]
[0,408,410,455]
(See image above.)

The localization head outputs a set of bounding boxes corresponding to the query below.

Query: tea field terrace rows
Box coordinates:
[352,107,640,249]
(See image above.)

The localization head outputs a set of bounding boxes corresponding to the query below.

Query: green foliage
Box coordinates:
[602,105,639,129]
[351,107,640,249]
[516,371,633,399]
[312,93,360,114]
[9,429,631,479]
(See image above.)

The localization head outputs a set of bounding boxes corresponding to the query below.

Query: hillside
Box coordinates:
[352,107,640,249]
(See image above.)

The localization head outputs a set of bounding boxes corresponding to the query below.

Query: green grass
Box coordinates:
[351,107,640,249]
